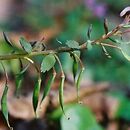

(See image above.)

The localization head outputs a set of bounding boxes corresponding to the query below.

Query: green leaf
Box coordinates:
[87,24,93,40]
[3,32,13,48]
[76,68,84,102]
[116,97,130,121]
[72,55,78,82]
[41,54,56,73]
[10,59,20,74]
[108,38,130,45]
[65,40,80,49]
[121,50,130,61]
[19,37,32,53]
[120,43,130,61]
[1,85,12,129]
[108,38,121,44]
[15,64,29,97]
[50,104,73,120]
[15,74,23,97]
[59,76,66,116]
[41,71,56,103]
[103,18,108,34]
[33,78,41,116]
[61,104,103,130]
[123,24,130,28]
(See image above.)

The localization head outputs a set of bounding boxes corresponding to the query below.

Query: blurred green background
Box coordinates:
[0,0,130,84]
[1,1,130,130]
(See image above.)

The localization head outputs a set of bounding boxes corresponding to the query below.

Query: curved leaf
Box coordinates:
[15,74,23,97]
[103,18,108,34]
[121,50,130,61]
[120,43,130,61]
[72,55,78,82]
[65,40,79,49]
[41,54,56,73]
[41,70,56,103]
[15,64,29,97]
[19,37,32,53]
[33,78,41,117]
[59,76,66,116]
[1,85,12,129]
[87,24,93,40]
[76,68,84,102]
[116,97,130,121]
[3,32,13,47]
[61,104,103,130]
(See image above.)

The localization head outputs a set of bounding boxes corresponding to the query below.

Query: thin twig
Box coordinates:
[100,43,121,50]
[0,23,125,61]
[54,54,64,77]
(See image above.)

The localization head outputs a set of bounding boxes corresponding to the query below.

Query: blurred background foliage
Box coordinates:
[0,1,130,130]
[0,0,130,84]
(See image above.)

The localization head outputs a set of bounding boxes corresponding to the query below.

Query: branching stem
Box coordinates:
[0,23,125,61]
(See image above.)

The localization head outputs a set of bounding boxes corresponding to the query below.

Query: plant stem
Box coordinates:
[0,47,82,61]
[54,54,64,76]
[0,23,124,61]
[80,23,124,47]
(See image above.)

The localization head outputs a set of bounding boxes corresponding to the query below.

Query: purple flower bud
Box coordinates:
[94,4,107,18]
[84,0,107,18]
[85,0,95,7]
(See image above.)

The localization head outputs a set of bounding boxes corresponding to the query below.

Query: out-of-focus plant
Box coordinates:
[1,7,130,129]
[61,104,103,130]
[84,0,107,18]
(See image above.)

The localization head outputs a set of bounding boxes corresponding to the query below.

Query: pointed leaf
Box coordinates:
[41,71,56,103]
[33,78,41,116]
[65,40,79,49]
[19,37,32,53]
[120,43,130,61]
[41,54,56,73]
[15,64,29,97]
[32,42,46,52]
[3,32,13,47]
[103,18,108,34]
[59,76,66,116]
[15,61,27,86]
[76,68,84,102]
[15,74,24,97]
[108,38,126,44]
[108,38,119,43]
[1,85,12,129]
[87,24,92,40]
[72,55,78,82]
